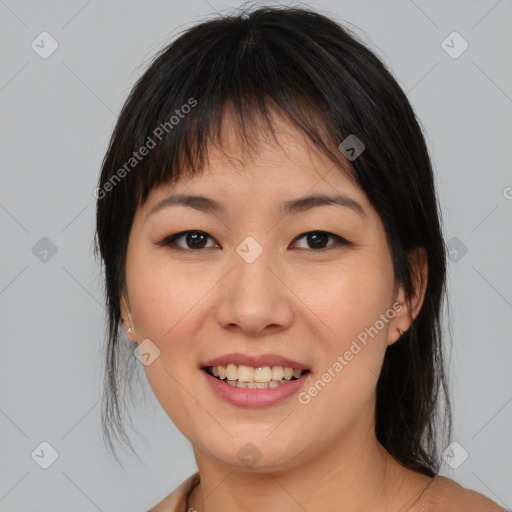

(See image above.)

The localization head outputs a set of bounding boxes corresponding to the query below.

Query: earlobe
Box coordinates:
[120,294,136,342]
[387,246,428,346]
[388,285,408,346]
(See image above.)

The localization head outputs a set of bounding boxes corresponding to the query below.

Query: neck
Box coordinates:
[187,412,429,512]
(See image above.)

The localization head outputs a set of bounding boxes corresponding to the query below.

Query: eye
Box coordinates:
[156,230,219,252]
[291,231,350,253]
[156,230,351,253]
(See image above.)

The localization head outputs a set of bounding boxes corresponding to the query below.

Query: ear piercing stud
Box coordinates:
[397,328,404,336]
[126,327,134,334]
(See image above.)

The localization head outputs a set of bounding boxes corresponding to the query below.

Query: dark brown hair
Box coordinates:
[94,4,452,474]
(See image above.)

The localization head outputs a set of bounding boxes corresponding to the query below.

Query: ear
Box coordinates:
[387,246,428,346]
[120,292,137,343]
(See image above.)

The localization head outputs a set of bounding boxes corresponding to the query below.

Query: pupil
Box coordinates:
[308,232,327,249]
[188,232,206,249]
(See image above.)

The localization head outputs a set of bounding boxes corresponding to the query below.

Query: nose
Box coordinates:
[215,246,294,336]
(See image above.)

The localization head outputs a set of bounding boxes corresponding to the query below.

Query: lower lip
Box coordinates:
[202,369,311,408]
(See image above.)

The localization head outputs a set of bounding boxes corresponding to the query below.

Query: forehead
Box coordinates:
[143,110,368,215]
[208,107,354,178]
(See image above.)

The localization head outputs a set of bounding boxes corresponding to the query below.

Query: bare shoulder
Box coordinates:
[146,491,176,512]
[424,475,504,511]
[146,472,200,512]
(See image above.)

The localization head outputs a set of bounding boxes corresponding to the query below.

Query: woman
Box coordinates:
[94,6,503,511]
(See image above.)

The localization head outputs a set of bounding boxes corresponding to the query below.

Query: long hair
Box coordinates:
[94,4,451,474]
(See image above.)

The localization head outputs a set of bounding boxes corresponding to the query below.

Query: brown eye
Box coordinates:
[157,230,218,251]
[156,229,350,254]
[292,231,350,252]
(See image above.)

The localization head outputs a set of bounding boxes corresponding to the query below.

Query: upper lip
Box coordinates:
[200,353,309,370]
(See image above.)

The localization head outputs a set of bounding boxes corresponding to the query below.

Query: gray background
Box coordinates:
[1,0,511,510]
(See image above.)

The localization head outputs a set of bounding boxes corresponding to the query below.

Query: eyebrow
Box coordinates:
[146,192,367,219]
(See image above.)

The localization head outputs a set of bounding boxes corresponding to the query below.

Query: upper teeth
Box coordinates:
[209,364,304,383]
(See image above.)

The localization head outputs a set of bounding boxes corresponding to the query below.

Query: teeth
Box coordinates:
[271,366,284,381]
[226,363,238,381]
[232,379,288,388]
[238,365,254,382]
[254,366,272,382]
[206,364,306,384]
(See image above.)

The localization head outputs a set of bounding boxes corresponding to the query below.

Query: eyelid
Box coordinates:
[292,231,350,251]
[156,230,351,252]
[156,230,219,250]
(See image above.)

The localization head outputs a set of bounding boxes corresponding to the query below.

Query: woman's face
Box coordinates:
[121,114,421,472]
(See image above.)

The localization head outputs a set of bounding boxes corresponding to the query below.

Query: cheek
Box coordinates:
[125,253,205,408]
[126,249,205,339]
[293,255,394,412]
[127,261,204,431]
[296,256,394,346]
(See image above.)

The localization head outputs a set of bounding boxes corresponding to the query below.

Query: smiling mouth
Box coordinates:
[203,365,310,389]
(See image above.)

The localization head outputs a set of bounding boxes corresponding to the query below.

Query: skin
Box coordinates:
[121,111,431,512]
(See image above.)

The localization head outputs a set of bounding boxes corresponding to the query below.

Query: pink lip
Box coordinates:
[202,369,311,407]
[200,353,309,369]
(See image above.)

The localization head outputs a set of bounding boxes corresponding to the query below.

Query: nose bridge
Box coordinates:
[216,234,293,333]
[232,235,278,303]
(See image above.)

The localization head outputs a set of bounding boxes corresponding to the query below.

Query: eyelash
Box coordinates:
[156,230,351,254]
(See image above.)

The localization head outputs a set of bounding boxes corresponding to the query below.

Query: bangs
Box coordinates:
[137,95,356,203]
[102,8,367,208]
